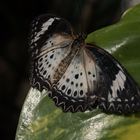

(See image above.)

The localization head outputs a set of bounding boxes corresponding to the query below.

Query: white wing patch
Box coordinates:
[108,70,126,102]
[34,18,59,42]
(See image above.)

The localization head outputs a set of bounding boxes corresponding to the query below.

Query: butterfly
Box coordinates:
[29,14,140,114]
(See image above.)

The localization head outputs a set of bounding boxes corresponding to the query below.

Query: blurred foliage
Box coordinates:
[16,4,140,140]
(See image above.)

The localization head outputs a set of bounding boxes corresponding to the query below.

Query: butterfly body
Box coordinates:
[29,14,140,114]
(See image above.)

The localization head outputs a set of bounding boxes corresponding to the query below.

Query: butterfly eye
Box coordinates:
[30,14,140,114]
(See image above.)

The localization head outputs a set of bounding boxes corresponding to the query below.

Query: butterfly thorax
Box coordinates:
[73,33,86,46]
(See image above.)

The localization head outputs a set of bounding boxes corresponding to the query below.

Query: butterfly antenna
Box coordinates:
[79,0,95,33]
[75,0,84,33]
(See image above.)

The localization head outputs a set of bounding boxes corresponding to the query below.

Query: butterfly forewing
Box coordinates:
[29,14,74,56]
[30,14,74,86]
[30,14,140,114]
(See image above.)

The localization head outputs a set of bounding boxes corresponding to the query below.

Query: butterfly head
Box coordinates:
[73,33,87,46]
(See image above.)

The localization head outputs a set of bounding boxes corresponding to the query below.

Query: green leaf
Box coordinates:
[86,4,140,85]
[16,4,140,140]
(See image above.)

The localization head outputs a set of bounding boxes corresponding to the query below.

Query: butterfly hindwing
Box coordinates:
[87,45,140,114]
[53,47,98,112]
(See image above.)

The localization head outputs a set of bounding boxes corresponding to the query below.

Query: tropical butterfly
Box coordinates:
[29,14,140,114]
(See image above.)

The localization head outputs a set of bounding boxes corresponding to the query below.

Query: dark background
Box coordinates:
[0,0,136,139]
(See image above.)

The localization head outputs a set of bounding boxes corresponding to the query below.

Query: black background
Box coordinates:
[0,0,130,139]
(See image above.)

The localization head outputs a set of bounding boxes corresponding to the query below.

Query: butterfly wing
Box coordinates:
[87,45,140,114]
[30,14,74,89]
